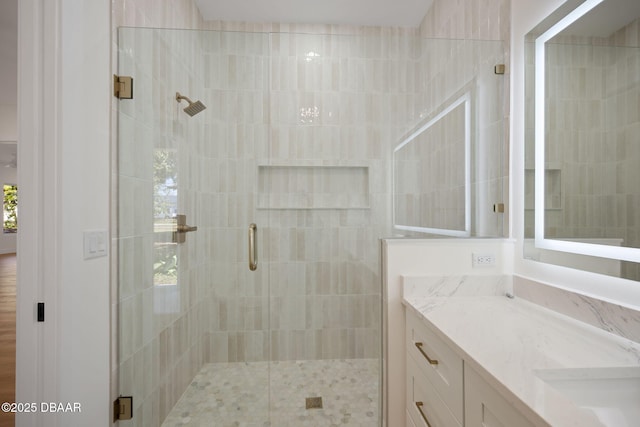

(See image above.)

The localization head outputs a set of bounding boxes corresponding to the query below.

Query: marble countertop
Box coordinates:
[402,276,640,427]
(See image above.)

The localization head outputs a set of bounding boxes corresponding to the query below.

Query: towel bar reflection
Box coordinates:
[249,223,258,271]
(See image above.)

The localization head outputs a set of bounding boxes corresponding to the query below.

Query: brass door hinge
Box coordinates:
[113,396,133,421]
[113,75,133,99]
[494,64,506,75]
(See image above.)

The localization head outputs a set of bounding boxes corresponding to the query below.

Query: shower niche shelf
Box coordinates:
[257,164,370,210]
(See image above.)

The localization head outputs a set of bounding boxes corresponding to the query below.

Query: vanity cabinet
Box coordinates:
[405,310,534,427]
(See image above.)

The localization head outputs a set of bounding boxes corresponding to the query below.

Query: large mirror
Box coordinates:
[394,92,471,237]
[393,38,507,239]
[525,0,640,280]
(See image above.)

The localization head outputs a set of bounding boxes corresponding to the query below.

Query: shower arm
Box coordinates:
[176,92,194,104]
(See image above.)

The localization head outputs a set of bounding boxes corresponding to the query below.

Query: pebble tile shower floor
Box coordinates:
[161,359,380,427]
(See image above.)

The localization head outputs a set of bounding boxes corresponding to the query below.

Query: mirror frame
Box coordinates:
[533,0,640,263]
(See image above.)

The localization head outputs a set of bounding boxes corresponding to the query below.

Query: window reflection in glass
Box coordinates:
[153,149,178,289]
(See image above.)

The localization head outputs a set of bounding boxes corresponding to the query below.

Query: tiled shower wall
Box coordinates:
[419,0,510,41]
[541,18,640,281]
[195,31,272,365]
[261,30,418,362]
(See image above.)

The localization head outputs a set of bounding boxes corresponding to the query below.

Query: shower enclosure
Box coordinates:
[116,27,505,426]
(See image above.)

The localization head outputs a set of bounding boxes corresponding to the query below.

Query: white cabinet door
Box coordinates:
[465,366,536,427]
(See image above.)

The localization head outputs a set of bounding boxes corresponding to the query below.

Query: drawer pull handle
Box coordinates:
[415,342,439,365]
[415,402,433,427]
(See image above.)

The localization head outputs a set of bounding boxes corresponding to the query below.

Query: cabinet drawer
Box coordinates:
[406,353,462,427]
[406,310,463,422]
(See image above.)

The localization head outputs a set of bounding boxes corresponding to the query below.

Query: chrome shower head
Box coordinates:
[176,92,206,117]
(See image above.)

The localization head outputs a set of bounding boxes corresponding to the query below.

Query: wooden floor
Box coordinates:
[0,253,16,427]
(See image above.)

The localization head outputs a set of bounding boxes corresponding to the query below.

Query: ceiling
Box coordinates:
[194,0,434,27]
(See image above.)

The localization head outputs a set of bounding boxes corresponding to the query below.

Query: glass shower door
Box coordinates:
[118,26,387,427]
[117,27,272,426]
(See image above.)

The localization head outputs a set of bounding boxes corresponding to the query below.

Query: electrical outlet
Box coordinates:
[472,253,496,267]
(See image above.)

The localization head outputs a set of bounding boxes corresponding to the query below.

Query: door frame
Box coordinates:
[17,1,112,426]
[16,1,62,425]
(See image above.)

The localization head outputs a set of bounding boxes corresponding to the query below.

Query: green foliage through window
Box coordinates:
[154,245,178,285]
[3,185,17,233]
[154,149,177,219]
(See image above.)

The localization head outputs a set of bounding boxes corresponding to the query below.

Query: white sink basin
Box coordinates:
[535,367,640,427]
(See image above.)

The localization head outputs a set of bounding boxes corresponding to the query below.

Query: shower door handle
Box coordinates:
[248,223,258,271]
[173,214,198,243]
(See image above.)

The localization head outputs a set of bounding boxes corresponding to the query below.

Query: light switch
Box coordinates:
[84,230,108,259]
